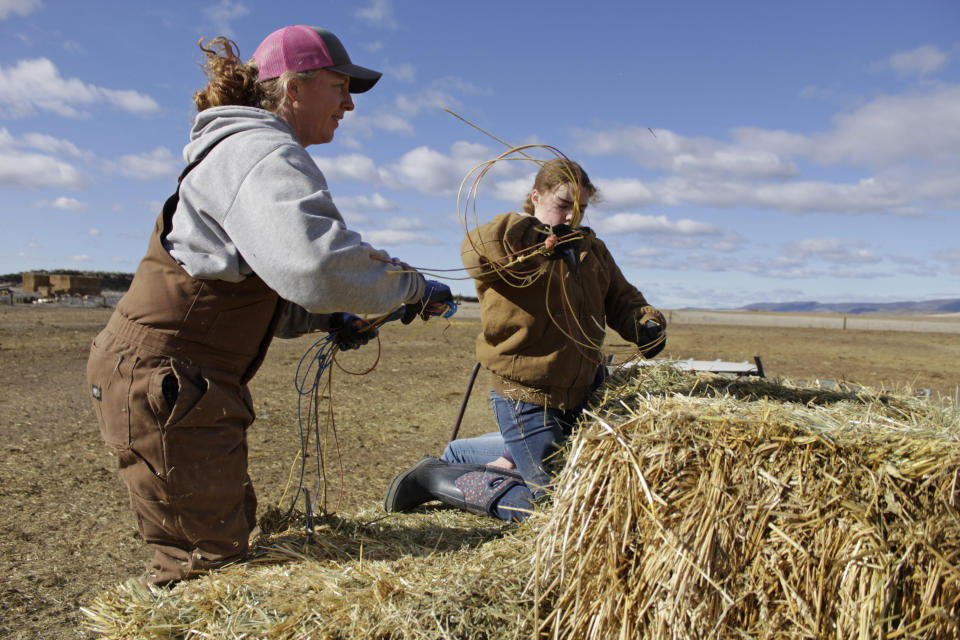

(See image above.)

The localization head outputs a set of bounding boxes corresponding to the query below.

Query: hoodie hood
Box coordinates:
[184,106,296,163]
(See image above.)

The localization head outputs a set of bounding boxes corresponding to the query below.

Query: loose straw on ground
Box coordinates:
[83,365,960,639]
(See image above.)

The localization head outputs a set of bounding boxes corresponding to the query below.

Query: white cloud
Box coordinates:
[937,248,960,276]
[658,236,708,250]
[575,127,799,179]
[340,79,484,146]
[0,151,86,189]
[356,0,397,29]
[751,178,912,215]
[34,196,85,212]
[711,234,746,253]
[360,229,440,246]
[740,258,823,279]
[321,143,557,208]
[628,247,667,258]
[341,111,415,139]
[394,88,461,118]
[313,153,382,183]
[384,217,424,230]
[895,263,937,277]
[490,174,537,205]
[886,45,948,77]
[382,141,502,196]
[204,0,249,37]
[593,213,721,236]
[20,132,89,158]
[383,146,459,195]
[384,63,415,82]
[573,85,960,217]
[110,147,179,180]
[100,88,163,114]
[434,77,484,96]
[814,87,960,167]
[888,255,925,267]
[88,228,100,237]
[651,174,924,216]
[683,253,744,273]
[622,253,671,270]
[0,127,92,163]
[594,178,657,208]
[336,192,398,213]
[784,238,883,265]
[0,58,160,118]
[0,0,41,19]
[734,88,960,169]
[621,240,894,283]
[828,269,890,280]
[676,147,796,178]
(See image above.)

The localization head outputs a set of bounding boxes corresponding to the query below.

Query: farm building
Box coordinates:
[22,272,51,292]
[50,274,101,295]
[22,273,102,296]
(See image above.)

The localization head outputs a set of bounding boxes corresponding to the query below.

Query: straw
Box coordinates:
[82,364,960,639]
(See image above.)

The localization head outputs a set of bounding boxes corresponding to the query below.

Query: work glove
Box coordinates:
[402,279,454,324]
[635,306,667,358]
[328,313,377,350]
[636,320,666,358]
[535,224,581,272]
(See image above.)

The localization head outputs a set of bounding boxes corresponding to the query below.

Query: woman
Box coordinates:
[384,158,664,522]
[86,25,451,585]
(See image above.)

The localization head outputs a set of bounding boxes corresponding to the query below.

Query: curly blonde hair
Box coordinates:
[192,37,316,113]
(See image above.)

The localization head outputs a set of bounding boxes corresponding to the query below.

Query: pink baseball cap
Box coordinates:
[253,26,382,93]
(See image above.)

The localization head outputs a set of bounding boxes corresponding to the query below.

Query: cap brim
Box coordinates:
[330,63,382,93]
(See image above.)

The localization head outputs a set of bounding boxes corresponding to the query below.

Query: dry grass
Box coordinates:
[534,367,960,639]
[81,507,539,640]
[81,365,960,639]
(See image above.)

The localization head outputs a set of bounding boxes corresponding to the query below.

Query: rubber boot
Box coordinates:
[384,455,524,516]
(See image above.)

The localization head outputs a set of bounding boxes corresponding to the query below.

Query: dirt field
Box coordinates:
[1,304,958,640]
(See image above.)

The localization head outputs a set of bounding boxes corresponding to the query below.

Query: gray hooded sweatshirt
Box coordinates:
[164,106,424,317]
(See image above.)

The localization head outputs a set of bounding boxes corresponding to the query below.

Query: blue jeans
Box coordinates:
[441,390,583,521]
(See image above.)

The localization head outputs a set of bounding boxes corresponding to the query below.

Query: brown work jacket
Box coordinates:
[462,212,664,409]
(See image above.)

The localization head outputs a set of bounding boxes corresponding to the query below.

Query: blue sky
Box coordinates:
[1,0,958,309]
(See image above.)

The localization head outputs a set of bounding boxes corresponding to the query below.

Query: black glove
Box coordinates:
[328,313,377,350]
[536,224,581,272]
[402,279,454,324]
[636,320,666,358]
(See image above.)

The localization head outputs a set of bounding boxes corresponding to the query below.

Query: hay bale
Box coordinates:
[532,366,960,639]
[81,508,541,639]
[82,366,960,639]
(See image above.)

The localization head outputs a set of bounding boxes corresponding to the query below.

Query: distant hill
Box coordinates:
[738,298,960,315]
[0,271,953,316]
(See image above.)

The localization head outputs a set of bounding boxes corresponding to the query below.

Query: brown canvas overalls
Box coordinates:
[86,158,286,585]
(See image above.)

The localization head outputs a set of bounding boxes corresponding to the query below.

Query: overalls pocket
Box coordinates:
[86,335,134,450]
